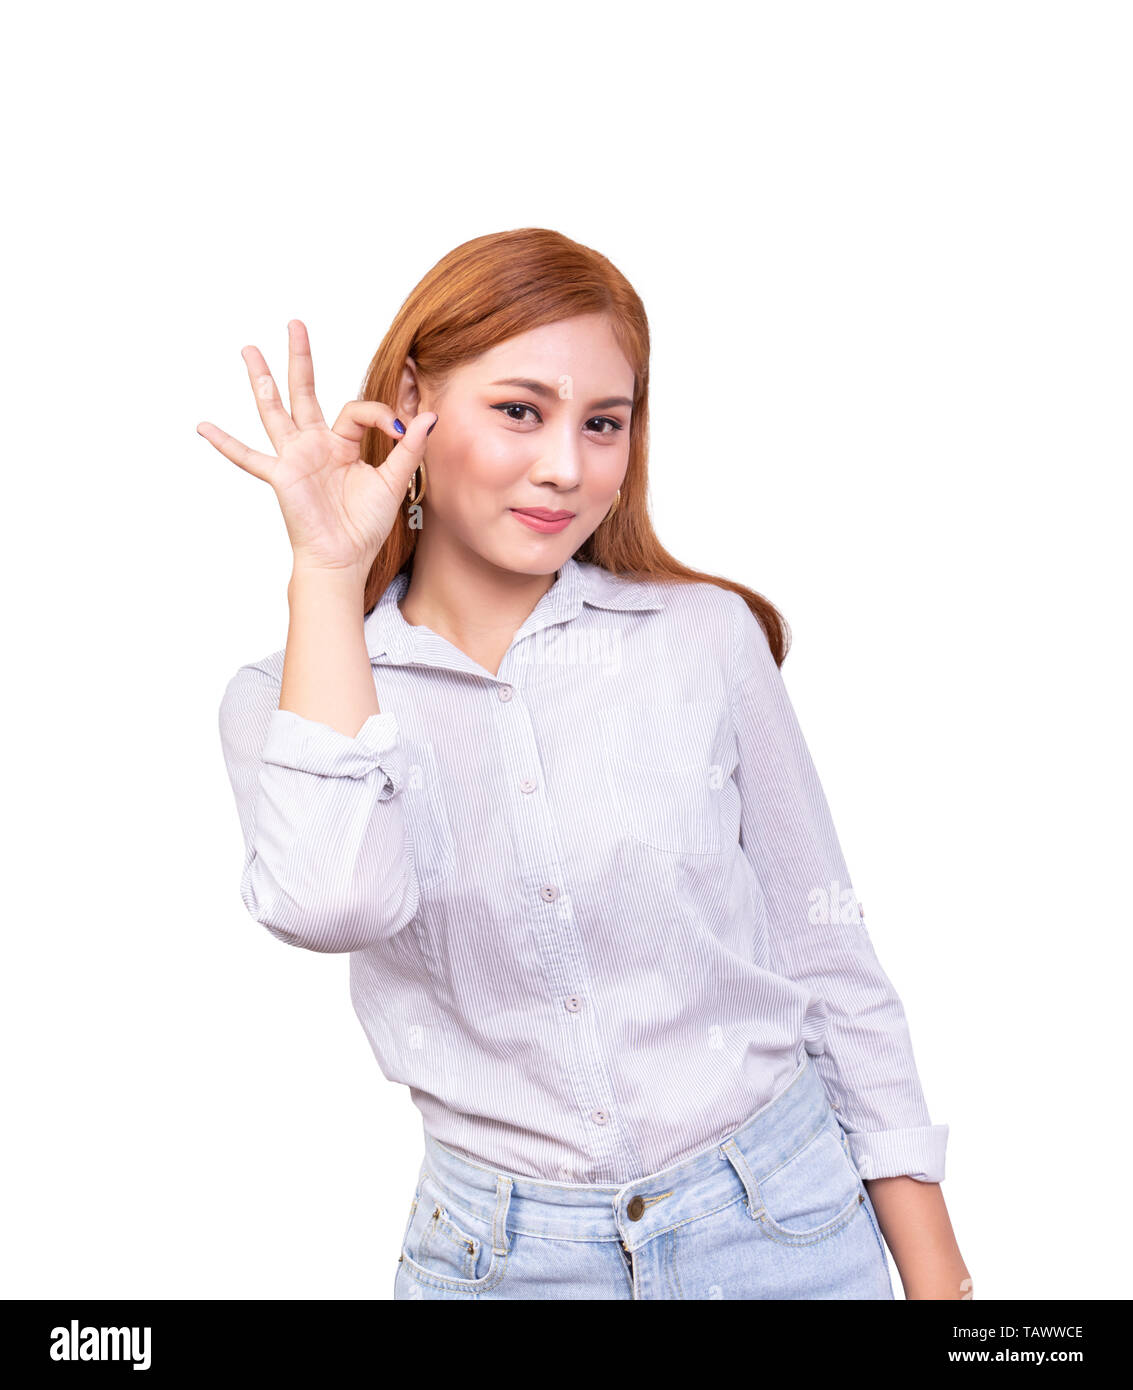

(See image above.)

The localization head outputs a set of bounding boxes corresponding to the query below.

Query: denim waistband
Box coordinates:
[420,1053,834,1248]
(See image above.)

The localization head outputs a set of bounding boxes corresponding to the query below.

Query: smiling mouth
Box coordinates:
[509,508,576,520]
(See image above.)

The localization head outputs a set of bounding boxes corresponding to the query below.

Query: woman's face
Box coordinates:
[405,312,634,576]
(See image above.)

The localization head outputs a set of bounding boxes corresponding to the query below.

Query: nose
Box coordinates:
[527,422,585,489]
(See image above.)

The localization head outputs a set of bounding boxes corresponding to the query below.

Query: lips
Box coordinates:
[509,508,575,535]
[510,508,575,520]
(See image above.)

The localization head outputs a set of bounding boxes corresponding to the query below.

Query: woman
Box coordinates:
[203,227,969,1301]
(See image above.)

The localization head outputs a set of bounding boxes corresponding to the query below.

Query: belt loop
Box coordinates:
[720,1139,765,1222]
[491,1174,513,1255]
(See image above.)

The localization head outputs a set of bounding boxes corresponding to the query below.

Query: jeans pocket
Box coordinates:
[750,1117,864,1247]
[399,1171,508,1293]
[832,1113,864,1181]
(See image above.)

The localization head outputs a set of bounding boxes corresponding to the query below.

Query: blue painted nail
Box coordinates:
[426,417,437,435]
[393,418,405,434]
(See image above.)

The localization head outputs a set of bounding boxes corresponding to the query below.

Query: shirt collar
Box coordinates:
[364,554,665,668]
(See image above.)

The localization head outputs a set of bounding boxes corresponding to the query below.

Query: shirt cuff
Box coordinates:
[845,1124,949,1183]
[260,708,407,796]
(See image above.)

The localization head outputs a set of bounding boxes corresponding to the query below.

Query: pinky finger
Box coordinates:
[196,421,275,483]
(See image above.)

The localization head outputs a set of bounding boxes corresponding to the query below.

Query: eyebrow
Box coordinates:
[489,378,634,411]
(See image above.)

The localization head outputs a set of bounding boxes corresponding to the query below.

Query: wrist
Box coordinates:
[899,1256,973,1300]
[288,563,370,601]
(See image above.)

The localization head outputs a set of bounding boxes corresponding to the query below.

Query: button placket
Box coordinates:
[493,679,638,1177]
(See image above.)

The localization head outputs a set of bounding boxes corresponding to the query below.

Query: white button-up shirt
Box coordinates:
[218,556,948,1184]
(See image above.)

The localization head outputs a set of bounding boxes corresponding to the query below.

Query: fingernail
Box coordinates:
[393,418,405,435]
[426,416,437,435]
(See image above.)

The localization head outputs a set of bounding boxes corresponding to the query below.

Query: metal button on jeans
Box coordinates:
[626,1195,645,1221]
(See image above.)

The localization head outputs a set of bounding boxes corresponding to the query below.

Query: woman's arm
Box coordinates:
[205,324,437,954]
[280,564,380,734]
[866,1177,972,1299]
[727,588,947,1177]
[725,588,969,1294]
[217,565,419,953]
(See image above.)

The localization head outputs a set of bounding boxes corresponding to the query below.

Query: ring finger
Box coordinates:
[241,344,299,455]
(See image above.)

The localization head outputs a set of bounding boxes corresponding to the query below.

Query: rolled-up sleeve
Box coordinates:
[727,592,949,1183]
[218,662,419,953]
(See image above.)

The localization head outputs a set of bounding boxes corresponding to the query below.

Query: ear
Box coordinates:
[395,355,423,419]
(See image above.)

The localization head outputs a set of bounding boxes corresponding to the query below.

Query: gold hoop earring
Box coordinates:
[603,487,621,522]
[407,460,427,506]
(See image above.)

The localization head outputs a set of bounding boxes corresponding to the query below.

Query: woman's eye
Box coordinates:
[492,403,625,435]
[493,403,540,424]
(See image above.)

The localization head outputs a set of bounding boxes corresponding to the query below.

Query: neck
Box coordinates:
[398,529,559,656]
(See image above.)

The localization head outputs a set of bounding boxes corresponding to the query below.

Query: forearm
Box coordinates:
[217,566,417,953]
[865,1176,971,1299]
[281,565,379,736]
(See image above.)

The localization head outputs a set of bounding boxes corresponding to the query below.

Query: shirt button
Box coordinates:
[590,1109,608,1125]
[519,777,537,794]
[540,885,559,903]
[564,995,582,1012]
[497,685,514,702]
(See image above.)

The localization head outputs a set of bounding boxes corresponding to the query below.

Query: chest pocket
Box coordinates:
[398,736,457,890]
[598,700,730,855]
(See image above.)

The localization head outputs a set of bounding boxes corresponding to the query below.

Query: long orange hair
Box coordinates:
[358,227,790,666]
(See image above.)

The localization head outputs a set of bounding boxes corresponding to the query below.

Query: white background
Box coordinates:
[3,0,1129,1300]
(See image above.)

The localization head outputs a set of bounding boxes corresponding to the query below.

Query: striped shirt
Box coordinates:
[218,555,948,1185]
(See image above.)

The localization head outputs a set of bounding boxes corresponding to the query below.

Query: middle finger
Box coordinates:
[286,319,328,430]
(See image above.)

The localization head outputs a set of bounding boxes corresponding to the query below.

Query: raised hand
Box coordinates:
[197,319,435,576]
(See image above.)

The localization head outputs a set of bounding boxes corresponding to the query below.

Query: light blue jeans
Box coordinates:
[393,1053,895,1300]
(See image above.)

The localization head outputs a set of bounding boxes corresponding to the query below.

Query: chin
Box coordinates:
[480,536,572,579]
[499,552,567,578]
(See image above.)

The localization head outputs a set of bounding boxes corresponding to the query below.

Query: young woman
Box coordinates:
[203,227,969,1301]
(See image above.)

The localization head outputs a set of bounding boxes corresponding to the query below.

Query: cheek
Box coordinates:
[442,438,532,495]
[424,447,519,522]
[587,456,627,501]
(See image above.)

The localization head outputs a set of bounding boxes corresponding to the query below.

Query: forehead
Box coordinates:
[465,315,633,384]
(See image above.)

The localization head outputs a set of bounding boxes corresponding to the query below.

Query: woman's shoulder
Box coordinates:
[620,567,738,639]
[220,647,286,717]
[578,562,739,670]
[579,560,735,622]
